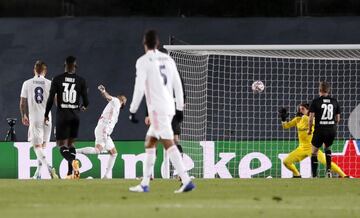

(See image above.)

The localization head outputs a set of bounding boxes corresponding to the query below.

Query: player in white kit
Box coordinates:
[128,30,195,193]
[76,85,127,179]
[20,61,58,179]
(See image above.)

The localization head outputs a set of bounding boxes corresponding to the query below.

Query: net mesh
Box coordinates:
[167,46,360,178]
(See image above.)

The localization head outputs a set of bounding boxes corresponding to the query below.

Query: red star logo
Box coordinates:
[332,140,360,178]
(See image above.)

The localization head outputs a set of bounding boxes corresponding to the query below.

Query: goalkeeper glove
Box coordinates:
[278,107,289,122]
[129,113,139,123]
[174,110,184,122]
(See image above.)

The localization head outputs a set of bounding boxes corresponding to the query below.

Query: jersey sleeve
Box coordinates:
[129,59,146,113]
[282,117,301,129]
[335,100,341,115]
[179,75,186,102]
[110,97,121,108]
[45,77,57,117]
[171,59,184,111]
[80,78,89,108]
[20,81,28,98]
[309,99,316,113]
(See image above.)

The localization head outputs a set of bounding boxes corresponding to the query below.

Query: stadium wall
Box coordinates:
[1,17,360,141]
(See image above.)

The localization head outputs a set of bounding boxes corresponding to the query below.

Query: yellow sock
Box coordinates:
[331,162,347,177]
[284,163,301,177]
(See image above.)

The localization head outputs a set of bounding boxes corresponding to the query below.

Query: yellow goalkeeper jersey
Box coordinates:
[282,115,314,148]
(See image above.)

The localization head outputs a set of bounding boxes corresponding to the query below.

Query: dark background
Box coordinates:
[0,0,360,17]
[1,1,360,141]
[1,17,360,141]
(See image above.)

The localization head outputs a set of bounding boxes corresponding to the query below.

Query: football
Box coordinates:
[252,80,265,93]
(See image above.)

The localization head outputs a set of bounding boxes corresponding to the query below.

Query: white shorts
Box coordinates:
[94,124,115,151]
[28,121,51,145]
[146,112,174,140]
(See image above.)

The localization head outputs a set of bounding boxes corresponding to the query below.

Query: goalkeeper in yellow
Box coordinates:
[279,103,348,178]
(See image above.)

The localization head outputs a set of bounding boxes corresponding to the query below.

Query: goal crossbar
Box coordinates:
[164,44,360,60]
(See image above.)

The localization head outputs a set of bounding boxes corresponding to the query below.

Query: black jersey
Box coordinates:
[45,72,89,117]
[309,96,340,130]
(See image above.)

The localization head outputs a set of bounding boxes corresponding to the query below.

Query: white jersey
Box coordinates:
[20,75,52,123]
[97,97,122,132]
[129,49,184,115]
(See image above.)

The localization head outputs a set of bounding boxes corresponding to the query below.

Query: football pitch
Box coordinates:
[0,179,359,218]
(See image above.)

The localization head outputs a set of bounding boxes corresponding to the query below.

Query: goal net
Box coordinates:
[164,44,360,179]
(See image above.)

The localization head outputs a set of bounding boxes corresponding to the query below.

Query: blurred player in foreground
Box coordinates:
[279,103,348,178]
[128,30,195,193]
[77,85,127,179]
[20,61,58,179]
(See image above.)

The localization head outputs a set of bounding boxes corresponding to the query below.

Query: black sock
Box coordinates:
[68,161,73,175]
[69,147,76,161]
[325,148,332,172]
[60,147,72,161]
[311,155,318,178]
[60,147,74,175]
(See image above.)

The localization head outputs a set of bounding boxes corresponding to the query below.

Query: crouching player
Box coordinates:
[279,103,348,178]
[77,85,127,179]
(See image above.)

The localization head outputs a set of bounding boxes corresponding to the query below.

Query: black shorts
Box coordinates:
[171,117,181,135]
[56,110,80,140]
[311,128,336,148]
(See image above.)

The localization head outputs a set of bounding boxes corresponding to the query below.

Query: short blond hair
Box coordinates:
[117,95,127,105]
[319,81,330,93]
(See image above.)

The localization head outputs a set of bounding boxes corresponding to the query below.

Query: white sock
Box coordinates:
[33,159,42,178]
[167,145,191,184]
[104,153,118,178]
[141,148,156,187]
[76,147,100,154]
[34,147,52,171]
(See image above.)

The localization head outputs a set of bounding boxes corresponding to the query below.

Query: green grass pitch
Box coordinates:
[0,179,359,218]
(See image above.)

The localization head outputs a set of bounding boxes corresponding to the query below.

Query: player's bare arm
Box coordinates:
[19,97,29,126]
[308,112,315,135]
[98,85,113,101]
[335,114,340,124]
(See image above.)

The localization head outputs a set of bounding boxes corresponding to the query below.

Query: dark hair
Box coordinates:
[298,103,310,116]
[65,56,76,65]
[319,81,330,93]
[143,30,159,49]
[299,103,309,110]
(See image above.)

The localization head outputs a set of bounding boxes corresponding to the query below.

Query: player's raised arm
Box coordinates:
[98,85,113,101]
[281,117,301,129]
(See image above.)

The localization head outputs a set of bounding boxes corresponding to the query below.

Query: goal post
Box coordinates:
[164,44,360,178]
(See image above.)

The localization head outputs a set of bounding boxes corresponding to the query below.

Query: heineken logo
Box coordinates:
[6,140,360,179]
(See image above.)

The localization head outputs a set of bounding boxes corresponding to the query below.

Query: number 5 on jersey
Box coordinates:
[62,83,77,103]
[159,65,167,85]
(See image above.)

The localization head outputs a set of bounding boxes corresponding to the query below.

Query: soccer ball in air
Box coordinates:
[251,80,265,93]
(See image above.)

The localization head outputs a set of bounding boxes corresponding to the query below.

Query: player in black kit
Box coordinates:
[44,56,89,179]
[308,81,340,178]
